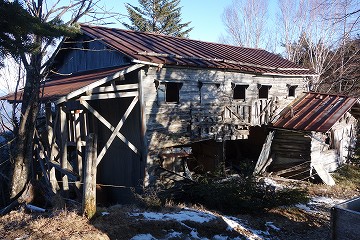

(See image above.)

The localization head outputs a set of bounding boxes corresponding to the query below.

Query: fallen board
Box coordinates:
[313,164,335,185]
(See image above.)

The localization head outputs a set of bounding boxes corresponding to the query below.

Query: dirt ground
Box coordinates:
[0,176,359,240]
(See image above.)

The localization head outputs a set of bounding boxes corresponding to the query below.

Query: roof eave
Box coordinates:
[55,63,144,105]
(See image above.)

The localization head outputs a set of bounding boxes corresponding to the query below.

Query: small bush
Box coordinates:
[132,187,162,211]
[166,176,308,214]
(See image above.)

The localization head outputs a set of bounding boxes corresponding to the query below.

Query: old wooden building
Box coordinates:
[4,25,356,203]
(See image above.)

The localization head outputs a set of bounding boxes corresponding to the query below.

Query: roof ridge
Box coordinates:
[136,51,310,71]
[79,24,269,52]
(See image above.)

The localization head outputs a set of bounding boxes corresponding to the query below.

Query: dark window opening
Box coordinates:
[165,82,181,103]
[258,85,271,99]
[233,85,248,100]
[288,85,298,97]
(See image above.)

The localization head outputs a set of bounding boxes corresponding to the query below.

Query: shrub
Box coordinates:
[165,175,308,214]
[132,187,162,211]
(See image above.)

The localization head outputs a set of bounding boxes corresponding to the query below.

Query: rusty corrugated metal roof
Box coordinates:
[1,65,132,102]
[272,92,358,132]
[80,25,315,76]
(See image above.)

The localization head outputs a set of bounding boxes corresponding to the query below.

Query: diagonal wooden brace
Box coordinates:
[80,97,140,166]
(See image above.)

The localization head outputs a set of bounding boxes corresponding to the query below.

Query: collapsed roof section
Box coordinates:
[271,92,359,132]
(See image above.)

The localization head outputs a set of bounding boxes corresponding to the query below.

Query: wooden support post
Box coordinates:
[82,133,97,219]
[222,140,226,175]
[34,141,51,187]
[59,105,69,192]
[45,103,60,193]
[138,69,148,186]
[74,112,83,189]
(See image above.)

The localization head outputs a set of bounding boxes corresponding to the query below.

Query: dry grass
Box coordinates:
[0,208,109,240]
[305,164,360,199]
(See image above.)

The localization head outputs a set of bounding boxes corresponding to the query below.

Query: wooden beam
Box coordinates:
[225,105,245,121]
[80,91,138,101]
[138,69,148,185]
[59,105,69,192]
[55,64,144,104]
[91,83,139,94]
[45,103,60,193]
[49,161,79,181]
[33,137,52,188]
[74,112,83,190]
[80,99,140,158]
[82,133,97,219]
[254,130,275,175]
[96,96,139,166]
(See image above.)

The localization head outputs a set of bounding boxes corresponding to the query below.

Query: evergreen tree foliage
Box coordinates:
[0,0,78,66]
[123,0,192,37]
[0,0,93,203]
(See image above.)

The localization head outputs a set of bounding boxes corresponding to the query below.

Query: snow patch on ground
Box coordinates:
[130,233,156,240]
[310,196,346,206]
[295,203,316,213]
[261,177,284,190]
[165,231,182,238]
[221,215,275,240]
[296,196,346,213]
[129,209,216,223]
[266,221,281,231]
[129,208,279,240]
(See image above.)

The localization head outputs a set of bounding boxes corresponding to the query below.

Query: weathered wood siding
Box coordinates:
[311,112,357,172]
[269,130,311,178]
[57,38,130,74]
[141,66,306,164]
[269,111,357,179]
[331,112,357,165]
[310,132,338,173]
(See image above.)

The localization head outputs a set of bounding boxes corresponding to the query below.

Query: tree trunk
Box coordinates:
[10,61,41,199]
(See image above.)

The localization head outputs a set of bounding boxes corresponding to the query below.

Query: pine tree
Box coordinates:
[0,0,77,66]
[123,0,192,37]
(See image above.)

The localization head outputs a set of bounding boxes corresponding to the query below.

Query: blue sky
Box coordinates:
[106,0,280,44]
[106,0,234,42]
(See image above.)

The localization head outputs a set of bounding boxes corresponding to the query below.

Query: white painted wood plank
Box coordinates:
[80,91,138,100]
[91,83,139,93]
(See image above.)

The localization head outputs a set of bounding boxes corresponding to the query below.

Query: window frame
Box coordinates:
[165,82,182,103]
[155,80,183,104]
[257,84,272,99]
[287,84,298,97]
[232,84,249,100]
